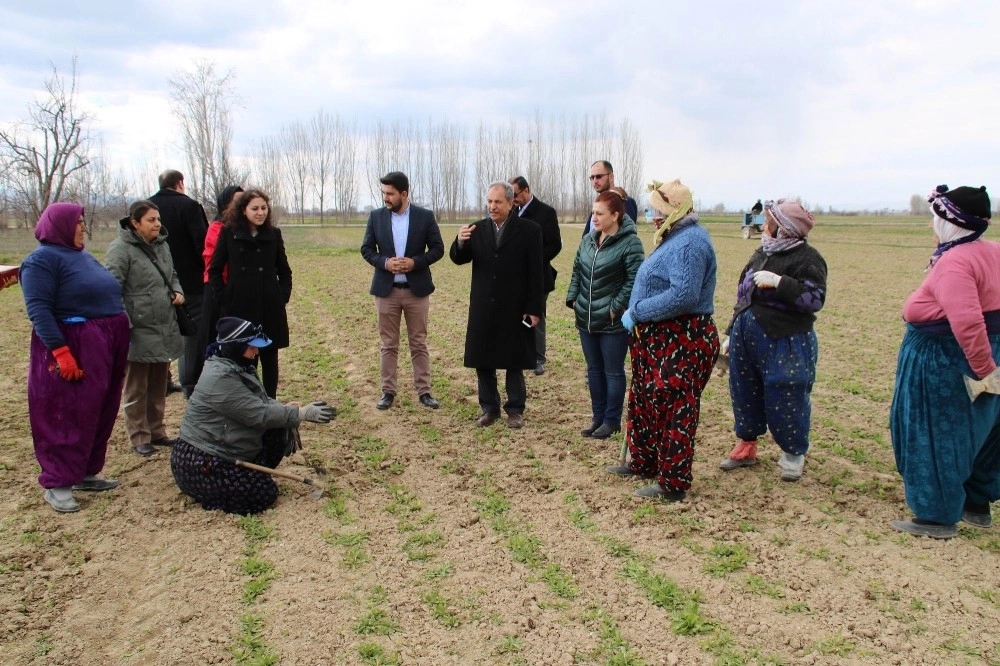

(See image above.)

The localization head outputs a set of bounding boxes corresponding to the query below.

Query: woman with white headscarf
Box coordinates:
[611,179,719,501]
[717,199,828,482]
[889,185,1000,539]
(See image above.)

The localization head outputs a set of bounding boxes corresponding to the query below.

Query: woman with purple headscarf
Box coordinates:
[19,203,131,513]
[889,185,1000,539]
[717,199,828,482]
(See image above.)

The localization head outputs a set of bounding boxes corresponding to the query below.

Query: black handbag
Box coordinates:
[174,303,198,336]
[139,245,199,337]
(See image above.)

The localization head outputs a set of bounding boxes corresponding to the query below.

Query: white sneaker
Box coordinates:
[778,452,805,481]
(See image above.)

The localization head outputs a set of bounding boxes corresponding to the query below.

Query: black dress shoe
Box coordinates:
[590,424,621,440]
[150,437,177,447]
[605,464,653,479]
[418,393,440,409]
[581,421,601,437]
[72,477,120,492]
[376,393,395,410]
[167,381,183,395]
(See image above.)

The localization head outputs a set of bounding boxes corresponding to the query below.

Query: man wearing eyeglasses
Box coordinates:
[583,161,638,236]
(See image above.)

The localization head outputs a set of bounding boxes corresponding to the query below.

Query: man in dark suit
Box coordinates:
[149,169,209,398]
[510,176,561,376]
[450,182,544,429]
[361,171,445,410]
[583,160,638,236]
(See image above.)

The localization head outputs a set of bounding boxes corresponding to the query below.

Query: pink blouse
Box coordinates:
[903,240,1000,378]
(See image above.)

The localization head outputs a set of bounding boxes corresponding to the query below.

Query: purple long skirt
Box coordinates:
[28,313,130,488]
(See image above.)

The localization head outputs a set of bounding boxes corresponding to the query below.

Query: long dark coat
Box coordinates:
[449,213,544,370]
[208,225,292,348]
[518,196,562,293]
[148,188,209,296]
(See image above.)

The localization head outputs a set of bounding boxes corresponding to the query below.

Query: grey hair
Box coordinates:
[487,181,514,201]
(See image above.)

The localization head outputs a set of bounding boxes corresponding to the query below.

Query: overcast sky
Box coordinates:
[1,0,997,211]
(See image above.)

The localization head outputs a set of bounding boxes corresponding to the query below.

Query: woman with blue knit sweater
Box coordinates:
[614,180,720,501]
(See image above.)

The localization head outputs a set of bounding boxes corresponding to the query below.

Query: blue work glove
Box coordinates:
[620,309,636,333]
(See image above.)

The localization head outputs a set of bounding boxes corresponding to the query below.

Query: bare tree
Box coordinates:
[432,120,467,221]
[332,116,358,222]
[617,118,644,201]
[365,120,395,205]
[909,194,925,216]
[0,59,91,222]
[281,121,311,223]
[569,115,589,221]
[404,119,424,205]
[248,136,286,218]
[168,60,241,207]
[474,121,511,209]
[425,118,443,214]
[310,110,336,225]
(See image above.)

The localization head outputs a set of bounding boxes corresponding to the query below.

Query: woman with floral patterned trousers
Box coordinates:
[615,179,719,501]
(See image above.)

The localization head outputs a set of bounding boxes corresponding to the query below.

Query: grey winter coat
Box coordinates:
[104,227,184,362]
[179,356,300,462]
[566,215,645,334]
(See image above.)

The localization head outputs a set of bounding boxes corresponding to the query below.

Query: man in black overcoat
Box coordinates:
[450,182,544,429]
[510,176,561,376]
[149,169,209,398]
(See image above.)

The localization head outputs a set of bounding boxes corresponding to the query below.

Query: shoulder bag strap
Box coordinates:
[136,242,177,298]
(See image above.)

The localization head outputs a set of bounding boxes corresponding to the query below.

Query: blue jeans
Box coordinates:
[579,330,628,427]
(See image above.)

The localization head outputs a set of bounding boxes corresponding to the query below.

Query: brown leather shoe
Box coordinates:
[507,413,524,429]
[476,412,500,427]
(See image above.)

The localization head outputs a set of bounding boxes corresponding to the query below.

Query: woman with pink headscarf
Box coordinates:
[19,203,131,513]
[717,199,828,481]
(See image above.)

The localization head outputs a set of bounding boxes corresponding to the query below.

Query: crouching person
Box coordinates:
[170,317,336,514]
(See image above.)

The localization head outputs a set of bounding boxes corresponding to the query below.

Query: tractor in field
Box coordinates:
[741,213,765,239]
[741,199,765,239]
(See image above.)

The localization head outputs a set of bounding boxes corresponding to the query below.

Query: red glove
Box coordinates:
[51,346,85,381]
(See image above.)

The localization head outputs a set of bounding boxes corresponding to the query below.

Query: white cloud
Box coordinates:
[0,0,997,211]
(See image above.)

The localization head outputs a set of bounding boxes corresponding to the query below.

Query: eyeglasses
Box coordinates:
[589,173,610,181]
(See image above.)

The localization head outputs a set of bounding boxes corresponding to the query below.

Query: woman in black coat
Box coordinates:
[208,189,292,398]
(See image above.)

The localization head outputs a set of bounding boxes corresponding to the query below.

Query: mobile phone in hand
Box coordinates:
[522,316,532,328]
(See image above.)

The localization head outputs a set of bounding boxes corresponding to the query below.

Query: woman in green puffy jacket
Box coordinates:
[566,189,645,438]
[105,201,185,456]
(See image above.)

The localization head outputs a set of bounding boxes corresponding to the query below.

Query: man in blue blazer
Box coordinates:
[361,172,445,410]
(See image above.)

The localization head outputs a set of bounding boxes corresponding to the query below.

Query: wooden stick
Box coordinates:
[235,460,316,486]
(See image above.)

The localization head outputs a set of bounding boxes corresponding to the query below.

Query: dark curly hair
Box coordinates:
[224,189,273,234]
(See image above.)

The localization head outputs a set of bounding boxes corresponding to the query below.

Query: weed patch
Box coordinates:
[232,612,278,666]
